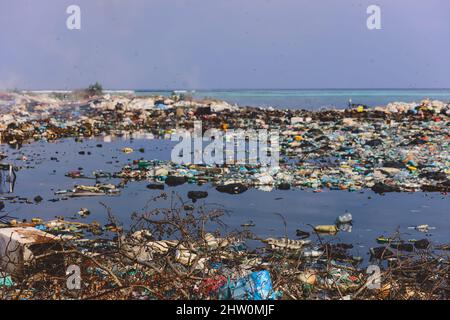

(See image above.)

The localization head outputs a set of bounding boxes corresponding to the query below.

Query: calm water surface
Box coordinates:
[1,136,448,263]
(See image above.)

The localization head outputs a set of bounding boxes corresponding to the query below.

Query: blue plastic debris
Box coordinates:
[156,103,168,110]
[210,262,223,270]
[218,270,280,300]
[34,224,46,231]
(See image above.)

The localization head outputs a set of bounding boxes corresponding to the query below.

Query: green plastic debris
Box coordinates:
[0,274,14,287]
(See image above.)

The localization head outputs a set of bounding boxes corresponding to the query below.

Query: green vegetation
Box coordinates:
[86,82,103,96]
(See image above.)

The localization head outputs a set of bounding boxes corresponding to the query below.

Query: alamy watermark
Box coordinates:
[65,5,380,32]
[367,5,381,30]
[66,264,81,290]
[66,5,81,30]
[171,121,279,167]
[366,265,382,289]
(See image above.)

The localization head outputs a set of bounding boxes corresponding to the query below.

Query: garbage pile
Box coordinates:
[2,92,448,193]
[0,91,448,300]
[0,91,238,146]
[114,153,450,193]
[0,200,448,300]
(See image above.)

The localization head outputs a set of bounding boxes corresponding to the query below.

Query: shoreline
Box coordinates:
[0,91,448,300]
[0,198,448,300]
[0,92,449,194]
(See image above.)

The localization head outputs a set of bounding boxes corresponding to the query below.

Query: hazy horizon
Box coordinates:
[17,88,450,92]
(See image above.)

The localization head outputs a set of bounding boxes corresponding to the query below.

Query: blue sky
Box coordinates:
[0,0,449,90]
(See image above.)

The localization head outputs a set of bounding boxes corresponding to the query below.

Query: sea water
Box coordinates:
[135,89,450,109]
